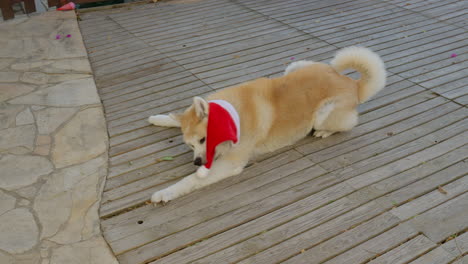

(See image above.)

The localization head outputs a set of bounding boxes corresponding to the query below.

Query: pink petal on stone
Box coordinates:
[56,34,61,39]
[451,53,457,58]
[66,34,71,38]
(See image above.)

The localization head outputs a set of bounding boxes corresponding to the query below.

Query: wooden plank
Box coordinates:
[454,95,468,106]
[93,52,166,77]
[107,157,318,241]
[180,34,309,70]
[101,149,302,225]
[431,76,468,95]
[297,96,446,155]
[208,48,336,89]
[307,101,459,165]
[380,33,468,69]
[408,192,468,242]
[109,128,181,157]
[109,126,167,147]
[103,77,202,110]
[441,86,468,100]
[105,151,192,191]
[389,49,467,77]
[408,246,457,264]
[344,129,468,189]
[106,91,212,137]
[286,2,391,32]
[189,195,371,264]
[168,28,303,61]
[366,235,437,264]
[374,158,468,209]
[160,24,292,58]
[441,231,468,257]
[323,223,419,264]
[319,105,466,171]
[384,38,466,70]
[135,8,258,40]
[419,69,468,90]
[310,9,417,40]
[114,162,326,261]
[147,138,466,263]
[195,42,330,82]
[101,150,307,221]
[126,177,352,263]
[147,16,270,47]
[390,176,468,221]
[106,86,212,120]
[188,37,321,74]
[255,212,401,264]
[331,17,443,47]
[100,71,193,102]
[107,144,190,178]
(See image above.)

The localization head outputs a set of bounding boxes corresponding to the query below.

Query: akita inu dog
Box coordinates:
[149,46,386,204]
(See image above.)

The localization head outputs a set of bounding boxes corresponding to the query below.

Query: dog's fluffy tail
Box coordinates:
[331,46,386,103]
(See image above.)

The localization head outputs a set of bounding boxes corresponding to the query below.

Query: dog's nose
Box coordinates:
[194,157,202,166]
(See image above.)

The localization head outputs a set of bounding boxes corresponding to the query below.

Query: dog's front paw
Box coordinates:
[314,130,334,138]
[151,189,177,204]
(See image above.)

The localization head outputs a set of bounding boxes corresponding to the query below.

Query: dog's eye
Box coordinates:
[199,137,206,144]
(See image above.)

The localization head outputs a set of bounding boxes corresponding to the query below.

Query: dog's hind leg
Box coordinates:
[148,114,181,127]
[314,108,358,138]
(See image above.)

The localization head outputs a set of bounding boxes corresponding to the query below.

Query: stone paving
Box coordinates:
[0,11,117,264]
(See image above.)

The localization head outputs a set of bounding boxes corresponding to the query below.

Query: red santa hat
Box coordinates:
[196,100,240,178]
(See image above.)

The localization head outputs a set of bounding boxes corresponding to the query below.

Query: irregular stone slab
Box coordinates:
[48,73,92,84]
[45,19,88,60]
[0,103,24,129]
[0,208,39,254]
[41,59,92,74]
[34,144,50,156]
[0,83,35,102]
[0,251,13,264]
[0,72,21,82]
[0,124,36,152]
[36,135,51,145]
[34,107,77,134]
[21,72,49,85]
[52,108,107,168]
[11,61,54,71]
[50,236,118,264]
[9,250,41,264]
[0,190,16,215]
[16,107,35,126]
[50,171,101,244]
[0,154,53,190]
[15,185,39,200]
[34,171,73,239]
[0,58,15,70]
[8,78,100,107]
[34,155,106,240]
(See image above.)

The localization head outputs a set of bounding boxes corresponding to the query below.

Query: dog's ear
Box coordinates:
[193,97,208,119]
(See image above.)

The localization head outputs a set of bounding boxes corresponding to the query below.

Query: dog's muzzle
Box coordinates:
[194,157,203,166]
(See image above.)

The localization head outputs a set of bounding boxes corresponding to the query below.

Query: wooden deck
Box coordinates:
[78,0,467,263]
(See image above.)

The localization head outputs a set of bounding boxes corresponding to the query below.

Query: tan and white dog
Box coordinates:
[149,46,386,204]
